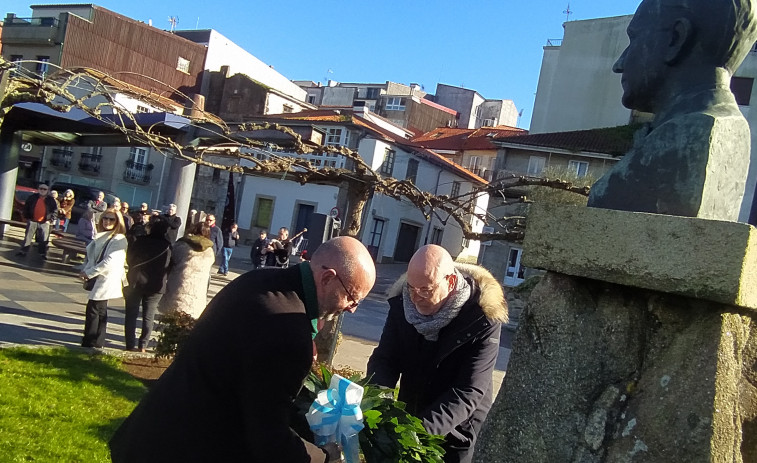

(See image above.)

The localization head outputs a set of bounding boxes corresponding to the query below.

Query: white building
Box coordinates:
[529,15,757,223]
[434,83,519,129]
[234,108,489,263]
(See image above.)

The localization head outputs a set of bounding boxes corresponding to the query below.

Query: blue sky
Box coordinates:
[4,1,641,129]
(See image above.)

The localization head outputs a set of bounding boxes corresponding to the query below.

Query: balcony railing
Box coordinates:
[49,149,72,170]
[123,160,154,184]
[4,16,59,27]
[78,153,102,174]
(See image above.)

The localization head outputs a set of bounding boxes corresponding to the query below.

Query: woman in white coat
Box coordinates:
[80,208,128,348]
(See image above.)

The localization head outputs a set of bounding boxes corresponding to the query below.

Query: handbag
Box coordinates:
[82,236,115,291]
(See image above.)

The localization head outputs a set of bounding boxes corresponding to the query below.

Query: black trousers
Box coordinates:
[82,299,108,348]
[124,287,162,350]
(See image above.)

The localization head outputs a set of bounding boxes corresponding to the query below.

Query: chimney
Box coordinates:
[353,100,367,115]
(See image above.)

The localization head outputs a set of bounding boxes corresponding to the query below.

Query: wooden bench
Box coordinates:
[0,218,78,240]
[0,218,27,239]
[51,237,88,264]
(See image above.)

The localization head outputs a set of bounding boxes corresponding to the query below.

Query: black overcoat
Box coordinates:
[109,264,328,462]
[367,264,507,463]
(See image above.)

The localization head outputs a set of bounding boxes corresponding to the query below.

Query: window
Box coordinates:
[36,56,50,77]
[369,218,384,247]
[527,156,546,175]
[462,236,470,248]
[405,159,419,183]
[732,76,754,106]
[307,95,317,104]
[431,227,443,245]
[135,105,150,114]
[177,57,190,73]
[385,97,406,111]
[482,118,496,127]
[129,147,148,164]
[366,87,380,99]
[468,156,481,174]
[252,197,273,228]
[451,181,461,199]
[325,128,345,146]
[282,104,294,113]
[9,55,23,76]
[380,149,395,176]
[568,160,589,178]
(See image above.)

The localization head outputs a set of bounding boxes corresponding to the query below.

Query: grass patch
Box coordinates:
[0,347,147,462]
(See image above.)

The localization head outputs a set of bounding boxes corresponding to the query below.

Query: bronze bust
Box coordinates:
[588,0,757,221]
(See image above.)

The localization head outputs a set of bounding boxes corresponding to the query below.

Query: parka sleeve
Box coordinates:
[366,301,404,388]
[420,321,501,436]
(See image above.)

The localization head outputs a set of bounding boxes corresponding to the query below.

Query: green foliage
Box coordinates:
[155,310,197,359]
[0,347,146,461]
[297,364,446,463]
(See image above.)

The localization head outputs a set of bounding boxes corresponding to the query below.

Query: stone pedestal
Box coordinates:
[475,204,757,462]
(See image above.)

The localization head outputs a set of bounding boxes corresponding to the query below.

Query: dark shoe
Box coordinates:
[15,251,26,257]
[40,255,48,261]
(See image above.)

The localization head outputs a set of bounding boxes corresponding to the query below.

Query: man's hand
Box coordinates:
[320,442,343,462]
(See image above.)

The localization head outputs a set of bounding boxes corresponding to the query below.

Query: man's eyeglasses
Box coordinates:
[407,274,453,298]
[38,187,48,191]
[322,266,361,308]
[102,216,117,222]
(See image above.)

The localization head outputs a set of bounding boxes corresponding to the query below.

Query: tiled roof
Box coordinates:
[258,109,487,184]
[418,98,458,115]
[411,126,527,151]
[493,125,641,157]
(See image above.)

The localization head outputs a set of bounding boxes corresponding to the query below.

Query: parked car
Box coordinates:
[12,185,37,221]
[50,182,117,223]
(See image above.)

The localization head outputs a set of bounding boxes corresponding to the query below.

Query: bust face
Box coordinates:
[613,0,668,113]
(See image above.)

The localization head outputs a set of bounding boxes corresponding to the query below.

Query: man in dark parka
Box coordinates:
[367,245,508,463]
[109,236,376,462]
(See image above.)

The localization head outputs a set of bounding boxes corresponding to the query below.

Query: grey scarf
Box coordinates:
[403,268,471,341]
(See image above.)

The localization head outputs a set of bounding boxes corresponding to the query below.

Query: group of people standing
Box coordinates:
[249,226,299,269]
[15,183,75,259]
[72,199,234,351]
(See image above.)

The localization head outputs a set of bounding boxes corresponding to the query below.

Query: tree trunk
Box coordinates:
[314,183,372,365]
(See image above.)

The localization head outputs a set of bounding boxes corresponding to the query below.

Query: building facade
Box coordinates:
[230,109,489,263]
[433,83,519,129]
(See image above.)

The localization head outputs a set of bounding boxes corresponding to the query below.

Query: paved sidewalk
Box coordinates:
[0,227,508,394]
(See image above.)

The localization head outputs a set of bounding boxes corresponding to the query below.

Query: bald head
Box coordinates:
[406,245,457,315]
[310,236,377,319]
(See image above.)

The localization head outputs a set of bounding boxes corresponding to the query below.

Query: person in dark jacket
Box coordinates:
[267,227,293,268]
[162,203,182,243]
[87,191,107,222]
[123,218,172,352]
[109,236,376,463]
[217,222,239,276]
[250,229,269,269]
[367,245,508,463]
[126,210,152,244]
[203,214,223,256]
[16,183,59,259]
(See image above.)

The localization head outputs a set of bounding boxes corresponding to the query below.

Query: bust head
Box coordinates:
[614,0,757,113]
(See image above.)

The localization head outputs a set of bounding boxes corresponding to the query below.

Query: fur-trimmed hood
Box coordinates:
[387,263,508,323]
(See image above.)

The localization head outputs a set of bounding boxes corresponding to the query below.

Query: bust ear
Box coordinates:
[665,17,693,65]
